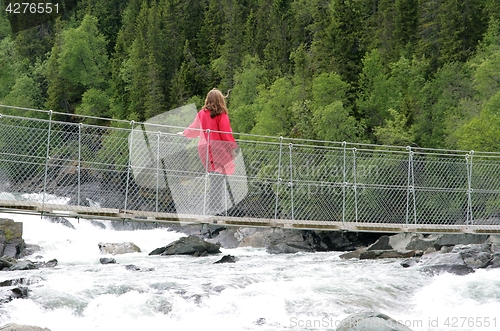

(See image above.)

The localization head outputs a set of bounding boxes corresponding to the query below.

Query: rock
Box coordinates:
[237,228,269,248]
[401,258,419,268]
[451,244,492,269]
[2,239,26,259]
[98,242,141,255]
[406,235,437,251]
[266,229,316,254]
[209,228,240,249]
[0,256,16,270]
[336,311,414,331]
[487,252,500,268]
[214,255,237,264]
[99,258,117,264]
[417,251,474,275]
[340,247,367,260]
[388,233,415,250]
[0,324,51,331]
[150,235,221,256]
[0,286,29,304]
[43,216,74,229]
[33,259,58,269]
[0,219,23,240]
[433,234,489,250]
[359,250,416,260]
[366,235,392,251]
[9,260,37,271]
[125,264,141,271]
[0,277,41,287]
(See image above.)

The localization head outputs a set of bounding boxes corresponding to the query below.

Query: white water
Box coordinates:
[1,213,500,331]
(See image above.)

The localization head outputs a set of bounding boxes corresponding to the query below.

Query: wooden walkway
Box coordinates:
[0,199,499,234]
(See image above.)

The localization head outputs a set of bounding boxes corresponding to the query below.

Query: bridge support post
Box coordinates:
[466,151,474,225]
[274,136,283,220]
[42,110,53,211]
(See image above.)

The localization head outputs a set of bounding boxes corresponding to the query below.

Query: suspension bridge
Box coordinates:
[0,105,499,234]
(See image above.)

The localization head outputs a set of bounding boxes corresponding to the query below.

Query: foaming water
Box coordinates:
[0,213,499,331]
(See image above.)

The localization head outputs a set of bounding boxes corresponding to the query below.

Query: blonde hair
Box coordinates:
[204,88,228,118]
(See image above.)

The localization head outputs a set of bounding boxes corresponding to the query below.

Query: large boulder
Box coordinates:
[98,242,141,255]
[417,250,475,275]
[336,311,414,331]
[149,235,220,256]
[433,234,489,250]
[265,229,382,254]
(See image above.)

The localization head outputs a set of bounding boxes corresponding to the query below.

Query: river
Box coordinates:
[1,213,500,331]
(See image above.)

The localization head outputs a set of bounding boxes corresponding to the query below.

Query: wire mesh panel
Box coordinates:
[412,152,468,225]
[235,138,282,219]
[287,143,345,221]
[354,149,410,224]
[0,114,50,200]
[470,154,500,225]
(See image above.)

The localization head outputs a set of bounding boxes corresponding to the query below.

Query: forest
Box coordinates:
[1,0,500,152]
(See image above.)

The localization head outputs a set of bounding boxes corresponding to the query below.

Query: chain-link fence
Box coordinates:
[1,105,500,231]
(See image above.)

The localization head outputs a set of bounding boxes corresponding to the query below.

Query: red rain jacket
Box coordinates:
[183,108,238,175]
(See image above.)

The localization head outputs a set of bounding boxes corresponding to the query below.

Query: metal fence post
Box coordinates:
[466,150,474,225]
[124,120,135,212]
[288,142,294,220]
[203,129,211,216]
[406,146,417,225]
[77,123,82,206]
[274,136,283,220]
[156,131,161,213]
[352,147,357,223]
[342,141,347,224]
[42,110,53,209]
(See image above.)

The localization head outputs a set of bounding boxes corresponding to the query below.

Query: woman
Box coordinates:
[180,88,238,214]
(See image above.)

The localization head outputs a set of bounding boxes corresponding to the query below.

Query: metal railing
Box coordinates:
[0,105,500,232]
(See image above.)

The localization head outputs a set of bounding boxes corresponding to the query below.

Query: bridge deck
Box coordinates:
[0,199,498,234]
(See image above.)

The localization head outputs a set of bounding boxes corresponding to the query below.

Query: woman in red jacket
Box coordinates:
[181,88,238,214]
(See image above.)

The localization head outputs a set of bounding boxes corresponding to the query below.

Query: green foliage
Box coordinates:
[1,0,499,154]
[251,77,299,137]
[373,108,414,146]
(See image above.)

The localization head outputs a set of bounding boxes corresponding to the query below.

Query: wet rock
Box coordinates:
[0,286,29,304]
[43,216,74,229]
[452,244,492,269]
[266,229,316,254]
[0,324,51,331]
[366,235,392,251]
[406,235,437,251]
[0,256,16,270]
[33,259,58,269]
[125,264,141,271]
[150,235,221,256]
[237,228,269,248]
[340,247,367,260]
[98,242,141,255]
[9,260,37,271]
[433,234,489,250]
[336,311,414,331]
[488,252,500,268]
[99,258,117,264]
[214,255,237,264]
[417,251,474,275]
[360,250,416,260]
[2,239,26,259]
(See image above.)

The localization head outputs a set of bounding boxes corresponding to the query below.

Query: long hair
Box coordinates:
[204,88,228,118]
